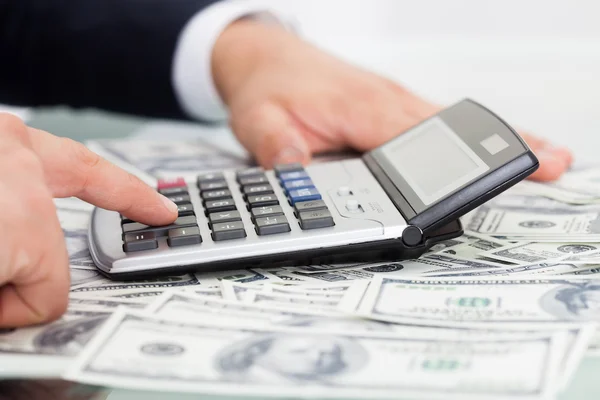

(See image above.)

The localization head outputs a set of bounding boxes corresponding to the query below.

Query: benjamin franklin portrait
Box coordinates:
[539,282,600,320]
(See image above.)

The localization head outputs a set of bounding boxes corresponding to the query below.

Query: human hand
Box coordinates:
[0,114,178,327]
[212,20,572,181]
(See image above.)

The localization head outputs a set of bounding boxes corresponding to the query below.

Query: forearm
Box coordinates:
[0,0,218,120]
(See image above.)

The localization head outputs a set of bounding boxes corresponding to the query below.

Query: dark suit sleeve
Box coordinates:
[0,0,220,120]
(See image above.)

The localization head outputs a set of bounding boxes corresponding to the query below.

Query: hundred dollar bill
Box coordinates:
[194,268,281,288]
[68,295,148,311]
[246,292,361,312]
[467,195,600,240]
[428,262,598,278]
[479,242,600,265]
[65,310,564,399]
[70,268,104,289]
[55,199,95,269]
[70,274,201,294]
[266,281,369,298]
[359,277,600,328]
[518,167,600,205]
[87,138,249,183]
[220,281,264,301]
[437,234,517,266]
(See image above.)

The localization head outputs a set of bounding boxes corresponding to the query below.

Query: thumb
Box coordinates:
[231,103,311,168]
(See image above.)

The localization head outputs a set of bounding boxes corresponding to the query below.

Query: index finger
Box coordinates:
[27,128,178,226]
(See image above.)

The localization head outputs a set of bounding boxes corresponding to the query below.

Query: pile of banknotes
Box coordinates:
[2,137,600,400]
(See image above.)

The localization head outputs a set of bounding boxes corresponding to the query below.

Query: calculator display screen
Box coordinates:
[378,117,489,206]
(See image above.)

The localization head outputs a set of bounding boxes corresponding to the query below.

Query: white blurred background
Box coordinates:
[264,0,600,161]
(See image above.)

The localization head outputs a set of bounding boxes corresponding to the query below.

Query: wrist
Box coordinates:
[212,19,290,105]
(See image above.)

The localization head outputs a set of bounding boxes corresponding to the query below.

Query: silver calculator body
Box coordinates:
[89,99,538,279]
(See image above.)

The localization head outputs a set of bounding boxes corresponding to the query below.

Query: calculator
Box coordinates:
[89,99,539,279]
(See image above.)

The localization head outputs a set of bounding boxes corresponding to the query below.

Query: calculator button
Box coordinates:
[282,179,314,192]
[123,232,159,252]
[212,221,246,241]
[279,170,309,182]
[274,163,304,177]
[294,200,328,214]
[251,205,284,219]
[201,189,232,201]
[255,216,291,236]
[209,210,242,225]
[177,203,195,217]
[168,226,202,247]
[243,184,274,197]
[197,172,225,184]
[157,177,186,190]
[166,194,191,205]
[298,209,335,230]
[239,175,269,186]
[204,198,236,214]
[199,180,228,192]
[236,167,264,183]
[158,186,188,196]
[247,194,279,208]
[345,199,363,213]
[288,188,321,205]
[337,186,352,196]
[122,216,198,236]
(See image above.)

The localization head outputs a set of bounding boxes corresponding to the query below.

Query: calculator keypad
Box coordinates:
[121,163,336,252]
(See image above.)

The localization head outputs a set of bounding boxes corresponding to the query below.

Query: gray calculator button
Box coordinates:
[204,198,236,214]
[201,189,232,201]
[209,210,241,225]
[298,209,335,230]
[255,216,291,236]
[168,226,202,247]
[197,172,224,184]
[247,194,279,208]
[243,184,274,196]
[122,216,198,236]
[199,180,228,192]
[251,205,284,219]
[166,194,191,205]
[123,232,158,252]
[212,221,246,241]
[236,167,264,182]
[159,186,188,196]
[274,163,304,176]
[177,203,195,217]
[294,200,327,214]
[239,175,268,186]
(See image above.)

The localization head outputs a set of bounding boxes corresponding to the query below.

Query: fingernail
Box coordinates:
[274,146,307,165]
[160,194,179,214]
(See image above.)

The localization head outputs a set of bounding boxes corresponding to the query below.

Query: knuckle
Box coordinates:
[0,113,29,144]
[65,138,101,170]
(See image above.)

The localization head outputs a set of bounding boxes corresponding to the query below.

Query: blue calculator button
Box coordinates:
[279,170,309,182]
[288,188,322,204]
[282,179,314,192]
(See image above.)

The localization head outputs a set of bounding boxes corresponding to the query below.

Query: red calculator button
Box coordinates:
[157,177,186,190]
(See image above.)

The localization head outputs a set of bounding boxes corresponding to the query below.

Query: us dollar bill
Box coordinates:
[479,242,600,264]
[220,281,264,301]
[54,198,95,269]
[359,277,600,328]
[428,262,598,278]
[65,310,564,399]
[70,274,201,294]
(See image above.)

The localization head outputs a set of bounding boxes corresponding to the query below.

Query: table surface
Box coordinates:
[0,107,589,399]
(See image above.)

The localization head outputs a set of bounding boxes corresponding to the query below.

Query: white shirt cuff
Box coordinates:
[172,1,295,122]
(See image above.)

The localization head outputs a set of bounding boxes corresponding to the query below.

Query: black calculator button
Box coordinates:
[209,210,242,225]
[204,198,236,214]
[239,175,268,186]
[294,200,328,214]
[201,189,232,201]
[212,221,246,241]
[122,216,198,236]
[255,216,291,236]
[298,209,335,230]
[177,203,195,217]
[123,232,158,252]
[243,184,274,197]
[197,172,225,184]
[199,180,228,192]
[274,163,304,177]
[158,186,188,196]
[168,226,202,247]
[251,205,284,219]
[247,194,279,208]
[166,194,191,205]
[236,167,264,183]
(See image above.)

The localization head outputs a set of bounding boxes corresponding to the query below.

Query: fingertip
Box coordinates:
[529,152,570,182]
